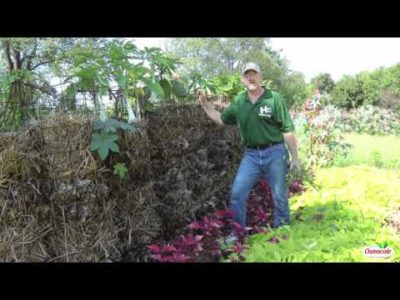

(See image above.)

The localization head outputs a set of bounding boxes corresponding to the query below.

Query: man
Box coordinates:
[198,62,301,238]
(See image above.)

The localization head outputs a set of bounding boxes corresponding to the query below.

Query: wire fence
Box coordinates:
[0,72,203,132]
[0,88,146,130]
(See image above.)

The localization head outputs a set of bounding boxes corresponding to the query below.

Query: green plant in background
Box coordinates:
[371,150,383,168]
[343,105,400,136]
[295,105,351,169]
[181,71,214,97]
[328,64,400,109]
[209,73,244,102]
[280,71,308,109]
[64,39,187,121]
[310,73,335,94]
[295,105,400,137]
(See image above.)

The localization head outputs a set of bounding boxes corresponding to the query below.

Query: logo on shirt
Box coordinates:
[259,105,272,118]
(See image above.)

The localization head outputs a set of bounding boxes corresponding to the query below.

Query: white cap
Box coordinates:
[241,62,261,75]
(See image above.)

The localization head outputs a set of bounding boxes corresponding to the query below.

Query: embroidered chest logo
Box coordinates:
[259,105,272,117]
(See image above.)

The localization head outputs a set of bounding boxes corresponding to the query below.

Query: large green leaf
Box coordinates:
[198,79,208,89]
[147,80,164,99]
[133,65,151,76]
[94,119,121,133]
[65,87,76,100]
[160,79,172,99]
[89,132,119,160]
[171,80,187,97]
[89,133,103,151]
[96,74,109,87]
[116,75,128,90]
[110,45,125,60]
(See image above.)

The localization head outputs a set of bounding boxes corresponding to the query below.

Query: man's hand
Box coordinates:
[289,158,302,173]
[197,89,211,109]
[196,89,223,125]
[240,76,250,86]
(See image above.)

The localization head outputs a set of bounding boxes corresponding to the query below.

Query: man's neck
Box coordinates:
[248,86,264,102]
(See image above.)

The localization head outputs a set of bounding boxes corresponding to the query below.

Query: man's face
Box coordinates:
[241,70,262,91]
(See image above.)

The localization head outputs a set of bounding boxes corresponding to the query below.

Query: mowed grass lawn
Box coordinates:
[333,133,400,169]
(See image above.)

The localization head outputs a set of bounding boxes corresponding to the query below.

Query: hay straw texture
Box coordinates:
[0,105,243,262]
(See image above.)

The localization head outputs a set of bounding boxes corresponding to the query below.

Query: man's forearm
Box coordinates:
[283,132,299,161]
[201,102,224,125]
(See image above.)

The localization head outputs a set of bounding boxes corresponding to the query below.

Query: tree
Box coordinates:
[165,37,306,106]
[165,38,288,86]
[280,71,308,108]
[310,73,335,94]
[209,73,244,102]
[0,38,77,129]
[331,75,365,109]
[64,39,186,121]
[356,72,380,106]
[371,64,400,110]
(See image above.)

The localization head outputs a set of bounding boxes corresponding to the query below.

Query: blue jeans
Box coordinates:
[229,143,290,228]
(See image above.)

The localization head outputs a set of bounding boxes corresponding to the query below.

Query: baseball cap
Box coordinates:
[241,62,261,75]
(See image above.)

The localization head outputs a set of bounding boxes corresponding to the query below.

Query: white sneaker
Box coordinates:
[225,234,238,244]
[218,234,238,250]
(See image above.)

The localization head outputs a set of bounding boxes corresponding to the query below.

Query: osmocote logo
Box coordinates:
[363,241,394,258]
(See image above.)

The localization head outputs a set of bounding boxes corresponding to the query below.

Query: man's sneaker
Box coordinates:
[225,234,238,244]
[218,234,238,249]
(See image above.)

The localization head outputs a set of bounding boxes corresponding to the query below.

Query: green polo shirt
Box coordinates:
[220,88,295,147]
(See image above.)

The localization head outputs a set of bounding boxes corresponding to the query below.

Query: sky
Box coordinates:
[269,38,400,81]
[132,38,400,82]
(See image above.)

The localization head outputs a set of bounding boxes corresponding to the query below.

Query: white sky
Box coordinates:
[270,38,400,81]
[132,38,400,82]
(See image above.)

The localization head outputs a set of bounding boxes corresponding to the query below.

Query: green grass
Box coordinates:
[333,133,400,169]
[244,166,400,262]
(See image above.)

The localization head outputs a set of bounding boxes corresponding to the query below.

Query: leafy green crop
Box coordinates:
[244,166,400,262]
